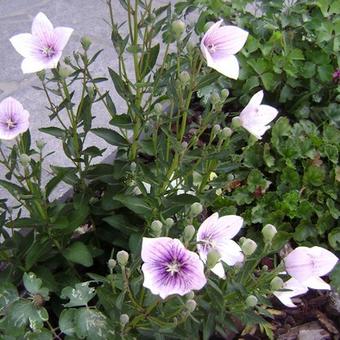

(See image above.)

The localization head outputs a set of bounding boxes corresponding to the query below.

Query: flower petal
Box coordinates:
[208,54,240,79]
[215,215,243,240]
[208,25,248,55]
[302,276,331,290]
[308,246,339,277]
[21,57,47,73]
[9,33,35,58]
[32,12,54,40]
[242,123,270,140]
[0,97,24,116]
[284,247,314,282]
[210,262,226,279]
[54,27,73,51]
[218,240,244,266]
[273,278,308,308]
[141,237,174,263]
[197,213,219,242]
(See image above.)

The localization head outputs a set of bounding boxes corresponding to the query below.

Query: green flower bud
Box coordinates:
[116,250,129,267]
[179,70,190,84]
[172,20,186,37]
[190,202,203,217]
[227,174,235,181]
[220,127,233,139]
[19,154,31,167]
[181,141,188,150]
[120,314,129,326]
[210,92,220,105]
[130,162,137,172]
[241,238,257,256]
[154,103,163,114]
[239,236,247,246]
[184,225,195,242]
[36,139,46,150]
[58,64,73,79]
[270,277,284,291]
[221,89,229,99]
[206,249,221,269]
[262,265,269,271]
[231,117,241,129]
[185,299,197,313]
[64,56,72,65]
[108,259,117,270]
[165,217,174,228]
[186,41,196,53]
[262,224,277,243]
[245,295,258,307]
[81,36,92,50]
[209,172,218,181]
[185,291,195,300]
[151,220,163,236]
[212,124,221,136]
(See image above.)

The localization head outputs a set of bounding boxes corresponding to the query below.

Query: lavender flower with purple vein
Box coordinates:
[10,12,73,74]
[0,97,30,140]
[141,237,207,299]
[197,213,244,279]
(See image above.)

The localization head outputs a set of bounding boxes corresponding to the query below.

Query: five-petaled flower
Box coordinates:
[274,246,338,307]
[239,90,278,139]
[200,20,248,79]
[0,97,30,140]
[284,246,338,290]
[10,12,73,74]
[141,237,207,299]
[197,213,244,279]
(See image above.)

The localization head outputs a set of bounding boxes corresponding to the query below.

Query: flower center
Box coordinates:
[6,118,16,130]
[207,43,216,54]
[201,235,216,251]
[41,45,55,58]
[166,260,181,276]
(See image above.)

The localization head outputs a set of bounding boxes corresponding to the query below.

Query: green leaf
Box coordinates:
[25,329,53,340]
[109,114,133,129]
[61,282,96,307]
[59,309,77,336]
[25,239,53,270]
[103,214,139,234]
[77,95,92,132]
[303,166,325,187]
[139,44,160,78]
[113,194,152,217]
[75,308,109,339]
[108,67,131,100]
[92,128,129,147]
[329,228,340,251]
[39,127,66,139]
[8,300,48,331]
[23,273,48,297]
[0,283,18,311]
[64,241,93,267]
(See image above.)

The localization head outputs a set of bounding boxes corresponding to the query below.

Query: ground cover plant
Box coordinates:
[0,0,339,339]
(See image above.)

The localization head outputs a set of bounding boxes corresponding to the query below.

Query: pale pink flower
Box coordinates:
[200,20,248,79]
[273,278,308,308]
[284,246,338,290]
[10,12,73,74]
[197,213,244,279]
[0,97,29,140]
[239,90,278,139]
[141,237,207,299]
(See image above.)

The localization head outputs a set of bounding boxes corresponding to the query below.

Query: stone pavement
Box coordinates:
[0,0,173,202]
